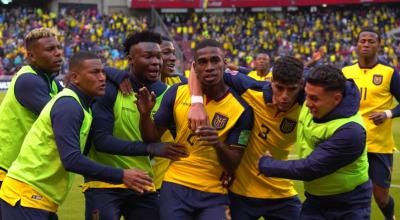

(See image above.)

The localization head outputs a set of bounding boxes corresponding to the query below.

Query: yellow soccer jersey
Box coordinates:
[154,84,253,194]
[163,74,188,86]
[0,176,58,212]
[248,70,272,82]
[152,130,174,190]
[153,73,187,189]
[0,169,6,181]
[343,62,399,153]
[224,72,301,199]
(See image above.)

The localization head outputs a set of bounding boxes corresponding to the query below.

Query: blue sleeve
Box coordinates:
[154,84,178,128]
[104,67,129,86]
[238,66,252,75]
[14,73,53,115]
[178,75,188,83]
[92,81,148,156]
[223,71,268,95]
[259,122,366,181]
[390,69,400,117]
[225,103,254,147]
[51,97,123,183]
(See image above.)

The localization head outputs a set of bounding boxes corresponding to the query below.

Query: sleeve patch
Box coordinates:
[238,130,251,146]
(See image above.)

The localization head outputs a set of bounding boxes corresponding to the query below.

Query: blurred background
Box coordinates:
[0,0,399,78]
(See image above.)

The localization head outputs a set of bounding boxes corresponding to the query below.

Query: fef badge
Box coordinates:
[212,113,229,130]
[280,118,297,134]
[373,74,383,85]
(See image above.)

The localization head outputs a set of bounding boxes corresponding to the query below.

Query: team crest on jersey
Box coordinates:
[373,74,383,85]
[280,118,297,134]
[212,113,229,130]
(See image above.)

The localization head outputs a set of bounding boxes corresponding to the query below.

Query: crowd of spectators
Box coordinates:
[163,5,400,70]
[1,5,400,76]
[0,7,148,75]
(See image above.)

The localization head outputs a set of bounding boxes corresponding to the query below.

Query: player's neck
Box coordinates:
[202,82,229,100]
[358,56,378,69]
[257,69,268,76]
[131,71,152,87]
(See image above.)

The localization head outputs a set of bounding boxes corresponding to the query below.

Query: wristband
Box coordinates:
[191,96,203,104]
[384,110,393,118]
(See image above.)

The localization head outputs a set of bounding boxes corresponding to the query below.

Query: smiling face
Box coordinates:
[304,83,342,119]
[27,37,63,74]
[160,40,176,77]
[193,46,225,86]
[128,42,162,83]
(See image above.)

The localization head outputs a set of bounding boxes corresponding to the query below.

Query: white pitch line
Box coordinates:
[391,184,400,188]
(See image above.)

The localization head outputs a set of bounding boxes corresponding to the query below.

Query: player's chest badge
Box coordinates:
[280,118,297,134]
[212,113,229,130]
[372,74,383,85]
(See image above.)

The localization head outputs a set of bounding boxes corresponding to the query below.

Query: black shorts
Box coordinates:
[368,153,393,188]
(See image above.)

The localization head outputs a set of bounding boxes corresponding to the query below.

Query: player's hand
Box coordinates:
[266,92,279,108]
[220,172,234,188]
[188,103,209,131]
[135,87,156,115]
[368,112,387,125]
[122,169,153,194]
[226,63,239,71]
[119,78,133,96]
[147,142,189,160]
[263,150,272,157]
[195,126,221,146]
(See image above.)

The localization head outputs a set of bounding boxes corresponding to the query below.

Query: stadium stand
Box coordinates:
[163,6,400,70]
[0,4,399,75]
[0,7,148,75]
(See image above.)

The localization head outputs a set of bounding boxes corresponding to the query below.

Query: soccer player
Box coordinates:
[248,53,272,81]
[259,65,371,220]
[227,53,272,81]
[160,36,187,85]
[83,31,188,220]
[189,56,304,220]
[0,28,63,217]
[118,36,187,93]
[0,51,152,220]
[153,35,188,190]
[137,39,253,220]
[342,28,400,220]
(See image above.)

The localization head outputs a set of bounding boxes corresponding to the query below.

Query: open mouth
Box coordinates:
[54,60,63,66]
[204,74,217,81]
[148,70,160,78]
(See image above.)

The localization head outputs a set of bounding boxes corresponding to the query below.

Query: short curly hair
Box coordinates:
[123,31,162,55]
[272,56,304,84]
[307,65,346,93]
[25,28,59,50]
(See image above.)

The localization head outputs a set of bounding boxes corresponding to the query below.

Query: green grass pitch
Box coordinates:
[0,92,398,219]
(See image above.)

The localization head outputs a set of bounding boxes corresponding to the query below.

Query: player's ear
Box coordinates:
[26,50,35,62]
[333,91,343,106]
[127,54,134,65]
[69,71,80,86]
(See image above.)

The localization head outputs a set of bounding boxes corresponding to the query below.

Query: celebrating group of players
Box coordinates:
[0,26,398,220]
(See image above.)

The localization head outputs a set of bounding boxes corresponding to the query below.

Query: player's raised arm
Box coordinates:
[188,63,209,130]
[136,86,164,142]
